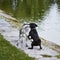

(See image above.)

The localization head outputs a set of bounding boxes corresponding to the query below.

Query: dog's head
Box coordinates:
[29,23,38,29]
[20,24,30,36]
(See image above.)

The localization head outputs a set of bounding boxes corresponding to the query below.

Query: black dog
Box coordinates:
[28,23,42,49]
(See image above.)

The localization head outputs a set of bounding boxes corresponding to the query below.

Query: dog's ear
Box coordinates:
[29,23,38,28]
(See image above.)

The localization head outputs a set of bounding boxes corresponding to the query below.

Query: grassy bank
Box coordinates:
[0,33,34,60]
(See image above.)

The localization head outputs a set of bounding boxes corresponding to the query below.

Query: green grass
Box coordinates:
[0,33,34,60]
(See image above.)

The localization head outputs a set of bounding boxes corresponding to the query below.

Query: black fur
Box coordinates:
[28,23,42,49]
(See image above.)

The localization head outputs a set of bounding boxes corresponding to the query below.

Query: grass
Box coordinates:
[0,33,34,60]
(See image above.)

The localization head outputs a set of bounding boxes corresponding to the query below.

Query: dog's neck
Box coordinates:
[31,28,36,30]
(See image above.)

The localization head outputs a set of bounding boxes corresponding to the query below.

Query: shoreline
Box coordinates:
[0,9,60,60]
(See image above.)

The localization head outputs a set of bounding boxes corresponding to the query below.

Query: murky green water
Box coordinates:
[0,0,54,22]
[0,0,60,45]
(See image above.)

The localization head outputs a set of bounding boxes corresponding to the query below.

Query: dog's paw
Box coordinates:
[28,47,33,49]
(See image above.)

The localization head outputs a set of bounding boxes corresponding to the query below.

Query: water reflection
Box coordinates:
[0,0,54,21]
[12,0,18,10]
[57,0,60,11]
[37,3,60,45]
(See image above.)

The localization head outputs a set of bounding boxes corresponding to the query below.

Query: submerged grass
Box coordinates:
[41,54,52,57]
[0,33,34,60]
[56,54,60,58]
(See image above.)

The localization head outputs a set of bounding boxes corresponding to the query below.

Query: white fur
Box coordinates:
[17,24,31,50]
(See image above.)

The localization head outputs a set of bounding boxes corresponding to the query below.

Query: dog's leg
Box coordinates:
[28,41,34,49]
[39,40,42,49]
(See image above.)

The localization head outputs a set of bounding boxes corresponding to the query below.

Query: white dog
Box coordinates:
[17,23,31,50]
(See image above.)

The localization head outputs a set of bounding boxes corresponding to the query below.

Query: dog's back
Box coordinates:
[29,28,39,41]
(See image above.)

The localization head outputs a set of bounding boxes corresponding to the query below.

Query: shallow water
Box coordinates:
[37,3,60,45]
[0,11,60,60]
[0,0,60,46]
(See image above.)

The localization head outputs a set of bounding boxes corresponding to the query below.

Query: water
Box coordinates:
[0,0,60,45]
[0,0,54,21]
[37,3,60,45]
[0,17,59,60]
